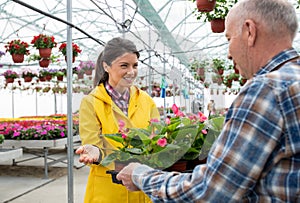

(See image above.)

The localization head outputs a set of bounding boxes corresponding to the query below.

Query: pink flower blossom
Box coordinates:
[41,130,47,135]
[118,120,126,132]
[149,132,156,139]
[118,120,125,128]
[150,118,159,123]
[198,112,207,122]
[157,138,167,147]
[188,114,197,122]
[13,131,20,137]
[172,104,179,114]
[121,133,127,139]
[165,117,171,124]
[172,104,185,117]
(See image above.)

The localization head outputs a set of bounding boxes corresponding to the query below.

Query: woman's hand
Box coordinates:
[75,144,100,164]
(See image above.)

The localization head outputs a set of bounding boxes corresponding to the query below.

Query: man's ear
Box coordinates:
[244,19,256,47]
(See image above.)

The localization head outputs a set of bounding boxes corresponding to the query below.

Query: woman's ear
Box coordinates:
[102,62,109,72]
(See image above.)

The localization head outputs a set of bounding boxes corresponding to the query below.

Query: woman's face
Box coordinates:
[105,52,138,93]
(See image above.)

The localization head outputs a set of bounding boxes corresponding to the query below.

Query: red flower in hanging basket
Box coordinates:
[59,42,82,57]
[31,34,57,49]
[4,39,30,55]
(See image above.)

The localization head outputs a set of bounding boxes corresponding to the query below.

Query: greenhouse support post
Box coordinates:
[66,0,74,202]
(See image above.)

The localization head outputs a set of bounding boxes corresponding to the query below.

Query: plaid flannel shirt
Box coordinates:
[132,48,300,203]
[105,82,129,116]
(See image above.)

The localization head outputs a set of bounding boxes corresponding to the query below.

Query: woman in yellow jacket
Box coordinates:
[76,37,160,203]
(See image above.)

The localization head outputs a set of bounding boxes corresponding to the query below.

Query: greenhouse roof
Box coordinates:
[1,0,300,88]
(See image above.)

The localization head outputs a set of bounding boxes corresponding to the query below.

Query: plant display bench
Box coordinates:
[0,148,23,162]
[0,135,81,179]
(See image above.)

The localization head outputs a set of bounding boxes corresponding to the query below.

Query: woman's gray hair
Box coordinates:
[231,0,298,39]
[93,37,140,87]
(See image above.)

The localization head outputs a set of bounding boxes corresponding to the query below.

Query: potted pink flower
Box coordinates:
[102,104,225,184]
[2,69,19,83]
[78,60,95,75]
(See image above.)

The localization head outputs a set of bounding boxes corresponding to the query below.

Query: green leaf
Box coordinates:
[166,121,181,131]
[128,128,151,145]
[125,147,143,155]
[206,116,225,131]
[118,152,132,161]
[101,133,123,143]
[150,122,166,132]
[101,153,118,166]
[198,116,225,160]
[128,136,144,148]
[180,117,192,126]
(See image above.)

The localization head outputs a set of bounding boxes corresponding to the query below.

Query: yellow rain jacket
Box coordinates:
[79,83,160,203]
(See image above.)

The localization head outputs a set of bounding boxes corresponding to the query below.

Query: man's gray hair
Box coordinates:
[230,0,298,40]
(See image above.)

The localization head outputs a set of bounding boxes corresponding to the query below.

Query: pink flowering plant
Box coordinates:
[2,69,19,79]
[78,60,95,71]
[101,104,224,169]
[0,114,79,140]
[0,121,67,140]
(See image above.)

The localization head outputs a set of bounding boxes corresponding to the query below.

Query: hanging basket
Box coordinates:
[226,79,233,88]
[85,69,93,76]
[199,76,205,82]
[210,18,225,33]
[217,69,224,75]
[24,76,33,83]
[234,66,239,74]
[197,68,205,76]
[38,76,46,82]
[56,75,64,81]
[240,78,247,86]
[12,54,24,63]
[39,58,51,68]
[196,0,216,12]
[45,75,52,81]
[217,77,223,85]
[77,73,84,79]
[6,78,15,84]
[39,48,52,58]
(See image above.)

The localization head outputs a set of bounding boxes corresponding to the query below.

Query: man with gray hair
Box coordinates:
[117,0,300,202]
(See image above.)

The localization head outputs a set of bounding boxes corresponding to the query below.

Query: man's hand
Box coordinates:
[75,144,100,164]
[116,163,141,191]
